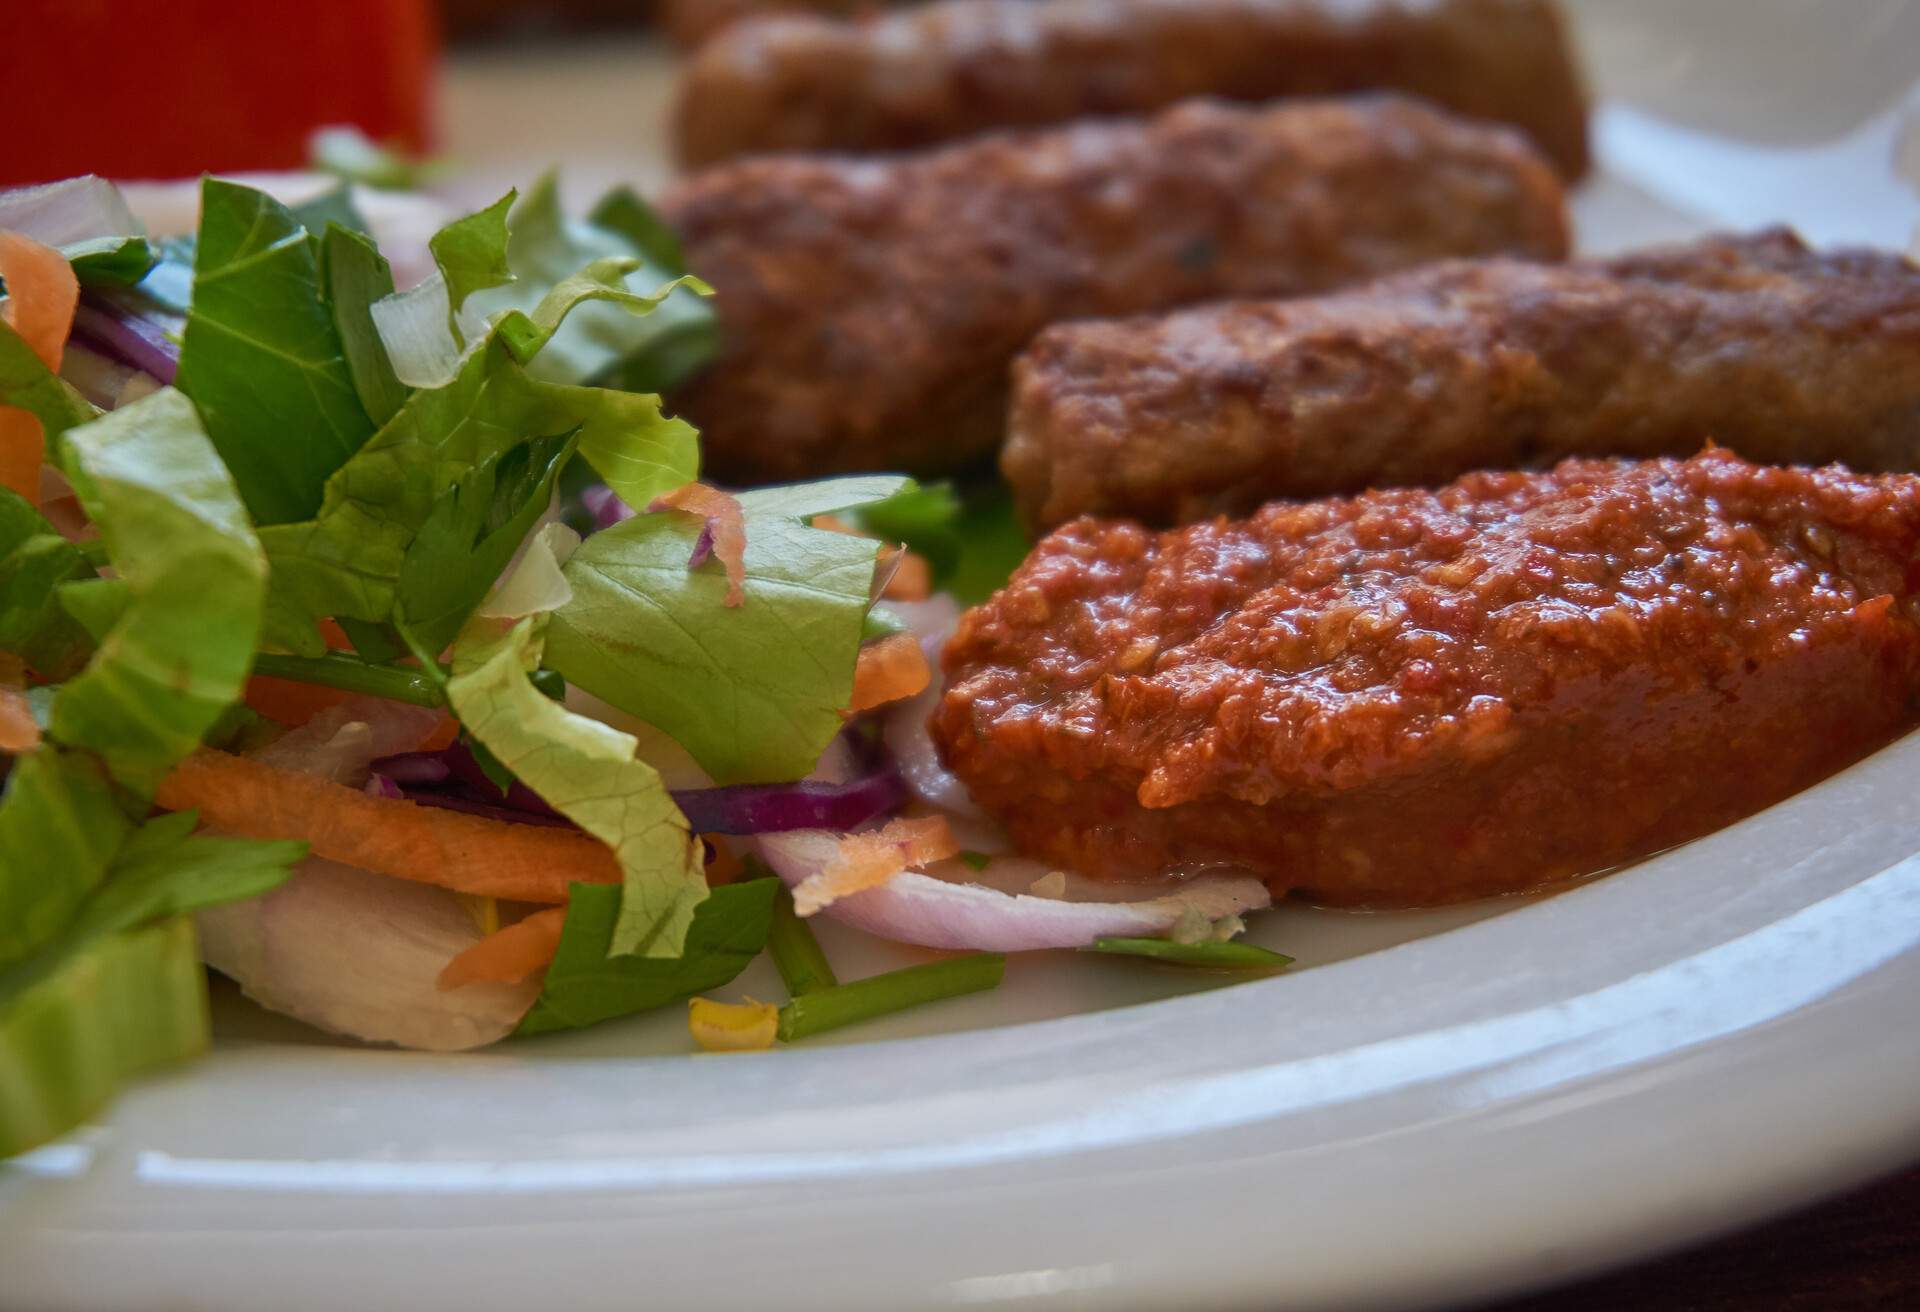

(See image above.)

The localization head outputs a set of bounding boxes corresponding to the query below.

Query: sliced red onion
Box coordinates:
[407,792,575,828]
[581,484,635,529]
[71,292,181,383]
[196,856,538,1051]
[371,733,904,835]
[686,520,716,569]
[674,770,906,835]
[756,830,1271,952]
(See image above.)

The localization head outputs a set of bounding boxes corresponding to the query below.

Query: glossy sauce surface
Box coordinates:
[935,450,1920,903]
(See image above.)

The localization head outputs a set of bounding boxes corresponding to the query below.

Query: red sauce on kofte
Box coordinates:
[932,449,1920,905]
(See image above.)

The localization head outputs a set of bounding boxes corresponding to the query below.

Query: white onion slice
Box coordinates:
[756,830,1270,952]
[196,858,537,1051]
[878,595,982,818]
[250,696,443,787]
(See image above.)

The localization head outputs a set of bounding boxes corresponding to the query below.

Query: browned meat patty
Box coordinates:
[1004,230,1920,531]
[673,0,1590,179]
[658,0,866,49]
[932,450,1920,906]
[663,96,1569,484]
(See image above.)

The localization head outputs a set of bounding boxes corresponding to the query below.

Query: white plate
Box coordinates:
[6,3,1920,1308]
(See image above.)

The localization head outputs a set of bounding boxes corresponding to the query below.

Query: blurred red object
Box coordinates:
[0,0,438,187]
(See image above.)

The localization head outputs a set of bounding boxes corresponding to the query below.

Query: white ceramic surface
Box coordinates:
[7,3,1920,1309]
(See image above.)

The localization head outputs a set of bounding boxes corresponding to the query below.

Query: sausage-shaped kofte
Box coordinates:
[674,0,1590,178]
[1004,230,1920,531]
[659,0,859,50]
[933,450,1920,906]
[664,96,1569,485]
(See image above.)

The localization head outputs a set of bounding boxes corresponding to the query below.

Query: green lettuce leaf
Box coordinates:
[546,476,910,784]
[462,175,716,391]
[0,487,95,681]
[0,915,207,1158]
[851,478,1031,605]
[394,433,576,655]
[259,298,697,656]
[289,186,369,243]
[310,126,438,193]
[0,750,127,972]
[447,616,706,960]
[173,178,374,525]
[321,225,409,427]
[517,879,778,1036]
[0,809,302,1158]
[430,190,516,330]
[0,319,96,457]
[48,388,268,794]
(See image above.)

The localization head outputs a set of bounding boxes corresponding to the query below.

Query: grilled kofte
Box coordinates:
[664,96,1568,485]
[674,0,1590,178]
[1004,230,1920,531]
[934,451,1920,905]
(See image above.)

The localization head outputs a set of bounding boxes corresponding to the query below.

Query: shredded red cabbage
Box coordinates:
[368,736,905,836]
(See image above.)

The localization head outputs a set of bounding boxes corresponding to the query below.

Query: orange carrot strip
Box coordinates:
[846,632,930,714]
[882,550,931,601]
[653,481,746,608]
[437,907,567,990]
[244,675,357,727]
[703,833,743,886]
[0,232,79,507]
[155,749,620,902]
[0,232,78,371]
[0,660,37,755]
[792,815,958,916]
[419,715,461,752]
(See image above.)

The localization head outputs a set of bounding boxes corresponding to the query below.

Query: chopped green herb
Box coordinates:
[957,850,993,872]
[765,880,839,997]
[1085,937,1295,972]
[777,954,1005,1042]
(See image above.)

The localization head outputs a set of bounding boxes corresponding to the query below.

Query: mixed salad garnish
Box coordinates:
[0,168,1286,1159]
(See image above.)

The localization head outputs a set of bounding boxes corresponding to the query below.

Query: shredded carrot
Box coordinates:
[846,632,930,714]
[419,715,461,752]
[652,481,746,608]
[882,549,931,601]
[0,232,79,507]
[703,833,743,886]
[155,749,620,902]
[244,675,357,727]
[437,906,567,990]
[0,655,37,754]
[791,815,958,916]
[810,514,856,536]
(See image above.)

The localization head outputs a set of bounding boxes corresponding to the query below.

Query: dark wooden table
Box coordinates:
[1481,1166,1920,1310]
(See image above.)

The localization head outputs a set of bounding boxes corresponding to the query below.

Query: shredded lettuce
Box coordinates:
[379,176,717,394]
[448,615,706,960]
[48,389,268,793]
[431,191,517,332]
[517,880,777,1036]
[0,319,95,454]
[394,435,577,654]
[0,380,298,1157]
[173,179,375,525]
[0,916,205,1158]
[546,476,911,784]
[259,284,698,656]
[310,126,438,193]
[321,226,409,427]
[0,488,94,681]
[851,478,1031,605]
